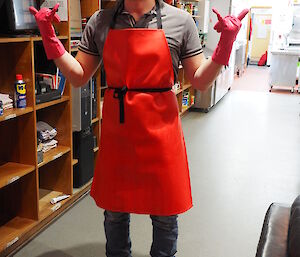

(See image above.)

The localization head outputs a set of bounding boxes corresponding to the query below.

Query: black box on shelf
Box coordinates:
[36,90,61,105]
[73,126,94,188]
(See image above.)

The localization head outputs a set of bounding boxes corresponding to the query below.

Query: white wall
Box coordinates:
[206,0,231,51]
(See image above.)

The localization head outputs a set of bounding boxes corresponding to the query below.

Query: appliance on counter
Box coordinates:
[0,0,38,33]
[73,126,94,188]
[192,46,236,113]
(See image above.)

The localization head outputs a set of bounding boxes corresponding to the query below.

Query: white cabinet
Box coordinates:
[198,0,210,34]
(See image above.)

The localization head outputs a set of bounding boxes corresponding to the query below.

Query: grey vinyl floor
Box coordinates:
[14,82,300,257]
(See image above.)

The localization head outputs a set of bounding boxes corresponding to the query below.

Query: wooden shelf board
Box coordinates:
[93,147,99,153]
[39,189,69,220]
[0,37,31,43]
[0,107,33,123]
[70,47,78,52]
[73,179,92,195]
[32,36,69,42]
[0,162,35,189]
[0,217,35,252]
[182,84,192,91]
[36,96,70,110]
[174,89,183,95]
[38,146,71,168]
[180,104,194,117]
[72,159,78,166]
[91,117,99,124]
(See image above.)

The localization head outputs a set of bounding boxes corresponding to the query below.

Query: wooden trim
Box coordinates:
[0,163,35,189]
[0,108,33,123]
[180,104,194,117]
[72,159,78,166]
[38,146,71,168]
[0,38,30,43]
[92,117,99,124]
[35,96,70,110]
[251,6,272,9]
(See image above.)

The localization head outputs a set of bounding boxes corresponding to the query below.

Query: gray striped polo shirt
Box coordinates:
[79,0,203,79]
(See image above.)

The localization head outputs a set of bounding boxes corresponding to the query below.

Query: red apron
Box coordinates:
[91,1,192,216]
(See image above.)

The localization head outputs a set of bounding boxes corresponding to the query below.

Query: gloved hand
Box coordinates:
[212,8,249,65]
[29,3,66,60]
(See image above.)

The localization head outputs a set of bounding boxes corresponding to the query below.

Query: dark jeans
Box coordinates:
[104,211,178,257]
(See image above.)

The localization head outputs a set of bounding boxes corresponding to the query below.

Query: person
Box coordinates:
[30,1,248,256]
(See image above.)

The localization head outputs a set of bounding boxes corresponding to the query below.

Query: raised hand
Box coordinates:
[29,3,65,60]
[211,8,249,65]
[29,3,61,23]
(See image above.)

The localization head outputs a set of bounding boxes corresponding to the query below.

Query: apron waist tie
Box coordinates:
[110,86,172,124]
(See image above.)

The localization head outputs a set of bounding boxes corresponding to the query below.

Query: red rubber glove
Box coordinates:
[212,8,249,65]
[29,4,66,60]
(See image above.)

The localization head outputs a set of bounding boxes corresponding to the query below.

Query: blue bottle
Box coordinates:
[15,74,26,108]
[0,100,3,116]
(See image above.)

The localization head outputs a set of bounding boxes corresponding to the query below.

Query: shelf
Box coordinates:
[93,147,99,153]
[0,37,31,43]
[72,159,78,166]
[0,107,33,123]
[36,96,70,110]
[73,179,92,195]
[173,84,192,96]
[0,162,35,189]
[174,88,182,95]
[70,47,79,52]
[0,217,35,252]
[180,104,194,117]
[182,84,192,91]
[39,189,69,220]
[32,36,69,42]
[91,117,99,124]
[38,146,71,168]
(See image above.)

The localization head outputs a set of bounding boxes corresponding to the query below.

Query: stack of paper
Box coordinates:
[37,121,58,153]
[41,139,58,153]
[0,93,13,110]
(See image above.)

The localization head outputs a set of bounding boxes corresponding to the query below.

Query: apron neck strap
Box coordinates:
[110,0,162,29]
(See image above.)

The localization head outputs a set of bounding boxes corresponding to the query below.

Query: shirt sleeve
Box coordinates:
[78,11,100,56]
[181,14,203,60]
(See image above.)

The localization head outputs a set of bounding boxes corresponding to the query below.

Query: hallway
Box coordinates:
[15,74,300,257]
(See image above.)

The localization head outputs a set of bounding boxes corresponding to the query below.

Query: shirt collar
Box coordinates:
[117,0,164,16]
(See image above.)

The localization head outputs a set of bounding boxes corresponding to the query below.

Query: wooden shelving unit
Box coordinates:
[0,1,101,256]
[176,66,195,115]
[0,107,33,122]
[38,146,71,168]
[35,96,70,110]
[0,163,35,189]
